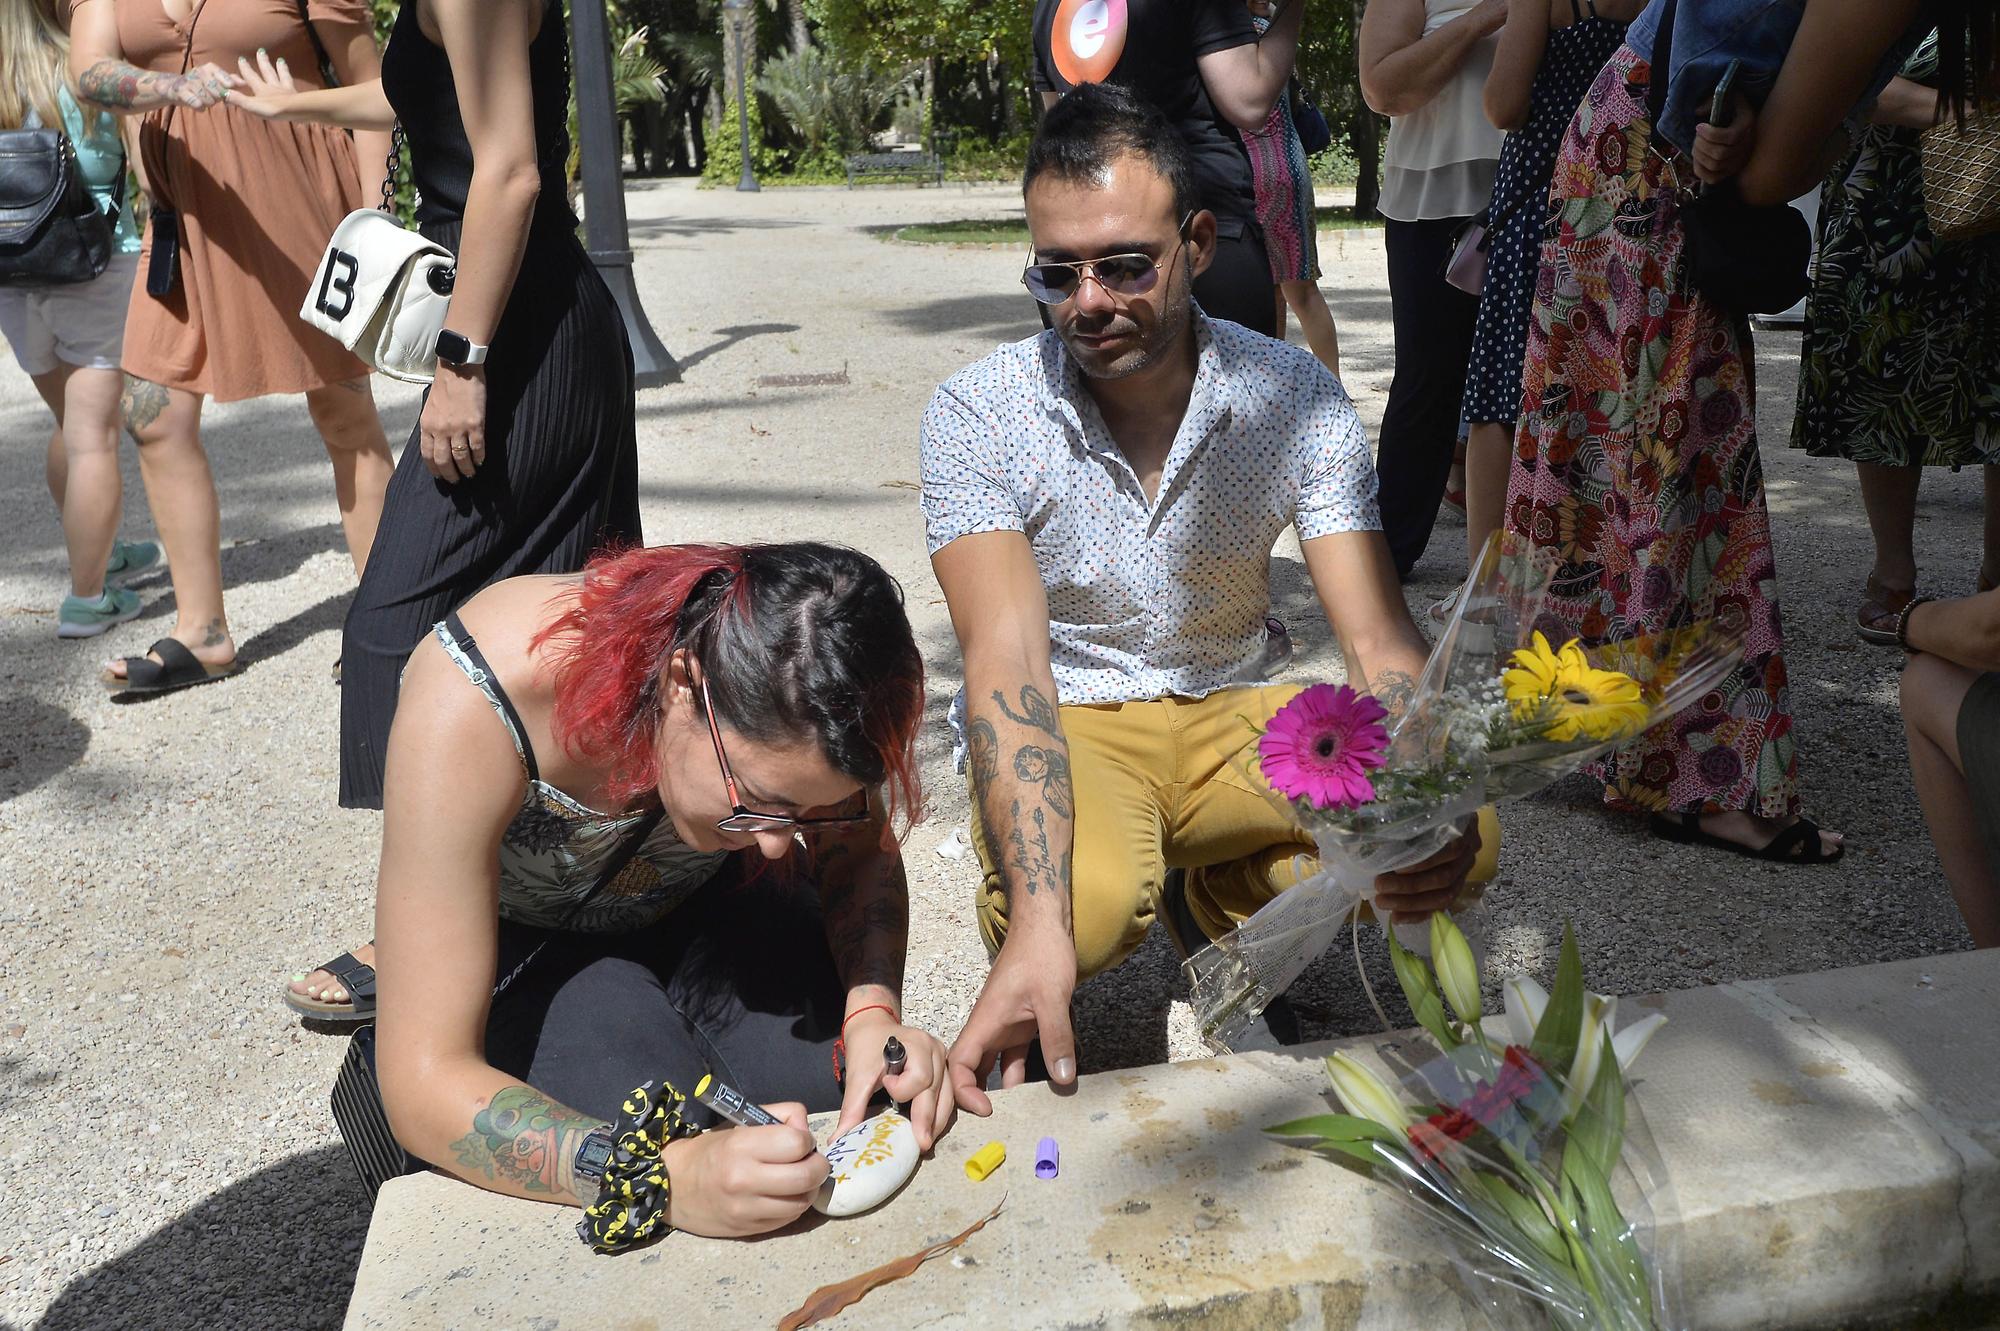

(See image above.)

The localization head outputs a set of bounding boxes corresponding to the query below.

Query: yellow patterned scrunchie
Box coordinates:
[576,1079,701,1253]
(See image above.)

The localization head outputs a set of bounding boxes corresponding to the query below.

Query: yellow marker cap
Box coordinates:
[964,1140,1006,1182]
[694,1073,713,1097]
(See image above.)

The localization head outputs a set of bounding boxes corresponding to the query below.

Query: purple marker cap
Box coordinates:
[1034,1136,1059,1179]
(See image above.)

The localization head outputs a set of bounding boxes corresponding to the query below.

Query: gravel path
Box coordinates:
[0,178,1978,1330]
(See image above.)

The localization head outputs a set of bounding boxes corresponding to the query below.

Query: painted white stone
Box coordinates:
[811,1110,919,1217]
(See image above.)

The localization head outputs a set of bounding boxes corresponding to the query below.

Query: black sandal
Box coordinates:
[102,637,240,696]
[283,949,377,1023]
[1648,813,1845,865]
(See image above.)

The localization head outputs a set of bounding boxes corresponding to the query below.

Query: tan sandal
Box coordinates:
[1857,575,1915,647]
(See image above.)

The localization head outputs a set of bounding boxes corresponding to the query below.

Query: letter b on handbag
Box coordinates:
[300,208,455,383]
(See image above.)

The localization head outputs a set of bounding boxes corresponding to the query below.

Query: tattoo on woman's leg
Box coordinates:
[121,377,168,435]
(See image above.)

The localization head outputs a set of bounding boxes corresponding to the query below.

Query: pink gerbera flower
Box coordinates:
[1258,684,1390,810]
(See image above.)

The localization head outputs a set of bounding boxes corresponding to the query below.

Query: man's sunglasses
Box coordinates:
[701,676,871,834]
[1020,212,1194,305]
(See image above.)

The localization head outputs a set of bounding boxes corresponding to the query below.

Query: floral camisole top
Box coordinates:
[434,615,727,932]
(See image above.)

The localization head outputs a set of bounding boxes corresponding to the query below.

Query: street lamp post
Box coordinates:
[569,0,680,386]
[724,0,760,192]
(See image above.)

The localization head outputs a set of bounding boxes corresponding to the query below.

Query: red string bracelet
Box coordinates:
[831,1004,900,1084]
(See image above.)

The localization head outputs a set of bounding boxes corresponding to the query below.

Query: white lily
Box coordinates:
[1325,1053,1412,1134]
[1500,975,1669,1091]
[1431,912,1482,1026]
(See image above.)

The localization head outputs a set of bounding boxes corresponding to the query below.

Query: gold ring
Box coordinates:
[451,442,470,454]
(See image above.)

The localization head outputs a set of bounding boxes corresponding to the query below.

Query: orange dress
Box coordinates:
[120,0,371,400]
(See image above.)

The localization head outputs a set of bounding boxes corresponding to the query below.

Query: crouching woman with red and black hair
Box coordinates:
[365,541,949,1240]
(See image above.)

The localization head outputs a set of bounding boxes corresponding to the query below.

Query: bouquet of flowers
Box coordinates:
[1268,918,1681,1331]
[1183,533,1743,1050]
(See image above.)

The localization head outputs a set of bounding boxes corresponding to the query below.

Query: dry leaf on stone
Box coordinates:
[776,1195,1006,1331]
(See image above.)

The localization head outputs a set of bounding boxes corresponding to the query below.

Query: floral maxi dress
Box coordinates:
[1504,46,1800,818]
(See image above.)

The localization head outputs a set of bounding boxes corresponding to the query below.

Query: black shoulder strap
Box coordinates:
[445,612,542,785]
[1646,0,1676,142]
[296,0,341,87]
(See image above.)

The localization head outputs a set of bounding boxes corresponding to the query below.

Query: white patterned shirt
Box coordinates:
[921,310,1382,707]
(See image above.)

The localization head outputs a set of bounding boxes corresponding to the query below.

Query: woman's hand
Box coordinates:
[836,1010,956,1150]
[1692,91,1758,184]
[174,61,240,109]
[224,48,302,119]
[420,364,488,482]
[659,1103,829,1238]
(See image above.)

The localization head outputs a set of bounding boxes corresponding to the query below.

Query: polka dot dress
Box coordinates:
[1461,7,1628,426]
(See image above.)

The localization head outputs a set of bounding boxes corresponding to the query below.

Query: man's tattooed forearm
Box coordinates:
[1012,744,1072,818]
[1004,800,1070,904]
[448,1087,601,1200]
[991,684,1060,738]
[967,716,1000,786]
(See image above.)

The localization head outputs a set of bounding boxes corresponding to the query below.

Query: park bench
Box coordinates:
[845,150,944,188]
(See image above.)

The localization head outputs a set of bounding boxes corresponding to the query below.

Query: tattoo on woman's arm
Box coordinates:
[815,837,908,996]
[79,60,179,110]
[448,1087,602,1200]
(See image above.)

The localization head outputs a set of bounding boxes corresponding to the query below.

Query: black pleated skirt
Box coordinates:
[337,209,642,809]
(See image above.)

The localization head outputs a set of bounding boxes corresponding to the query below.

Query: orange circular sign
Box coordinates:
[1050,0,1128,86]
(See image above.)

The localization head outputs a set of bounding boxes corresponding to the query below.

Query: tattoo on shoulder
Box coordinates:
[991,685,1059,739]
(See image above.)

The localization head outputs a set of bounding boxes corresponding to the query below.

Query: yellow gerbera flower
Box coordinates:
[1502,632,1649,742]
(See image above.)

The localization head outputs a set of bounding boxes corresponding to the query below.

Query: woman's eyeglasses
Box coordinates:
[700,677,871,834]
[1020,213,1194,305]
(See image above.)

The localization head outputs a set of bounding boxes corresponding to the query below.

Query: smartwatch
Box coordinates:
[434,328,489,368]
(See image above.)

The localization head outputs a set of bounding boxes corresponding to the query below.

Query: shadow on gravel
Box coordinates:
[234,590,351,670]
[676,322,801,374]
[35,1146,368,1331]
[0,698,87,804]
[882,292,1040,343]
[628,213,806,240]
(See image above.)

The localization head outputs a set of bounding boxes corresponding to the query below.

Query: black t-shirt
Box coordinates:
[1032,0,1260,225]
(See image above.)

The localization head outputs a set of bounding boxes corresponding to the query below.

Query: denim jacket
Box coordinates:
[1627,0,1923,155]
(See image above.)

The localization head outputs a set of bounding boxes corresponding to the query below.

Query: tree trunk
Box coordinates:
[922,56,937,155]
[999,58,1020,137]
[1354,111,1382,218]
[787,0,809,52]
[1349,0,1381,218]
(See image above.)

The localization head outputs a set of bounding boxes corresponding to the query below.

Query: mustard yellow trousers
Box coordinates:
[970,685,1501,979]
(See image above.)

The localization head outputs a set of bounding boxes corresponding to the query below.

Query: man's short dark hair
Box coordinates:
[1023,83,1201,223]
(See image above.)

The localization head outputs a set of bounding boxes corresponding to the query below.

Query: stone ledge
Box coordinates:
[346,950,2000,1330]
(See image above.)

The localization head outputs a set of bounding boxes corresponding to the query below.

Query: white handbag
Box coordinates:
[300,206,455,384]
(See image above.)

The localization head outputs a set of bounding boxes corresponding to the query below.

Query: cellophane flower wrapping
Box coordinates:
[1183,532,1744,1052]
[1184,618,1490,1049]
[1269,924,1685,1331]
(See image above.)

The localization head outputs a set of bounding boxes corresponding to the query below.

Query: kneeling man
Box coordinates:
[924,83,1492,1112]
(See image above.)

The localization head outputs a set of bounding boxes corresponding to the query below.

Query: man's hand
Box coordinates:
[1372,815,1480,924]
[1693,91,1757,184]
[834,1011,956,1150]
[660,1102,828,1238]
[946,925,1077,1116]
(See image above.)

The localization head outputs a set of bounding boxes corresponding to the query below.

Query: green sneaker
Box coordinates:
[105,539,165,586]
[58,586,141,639]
